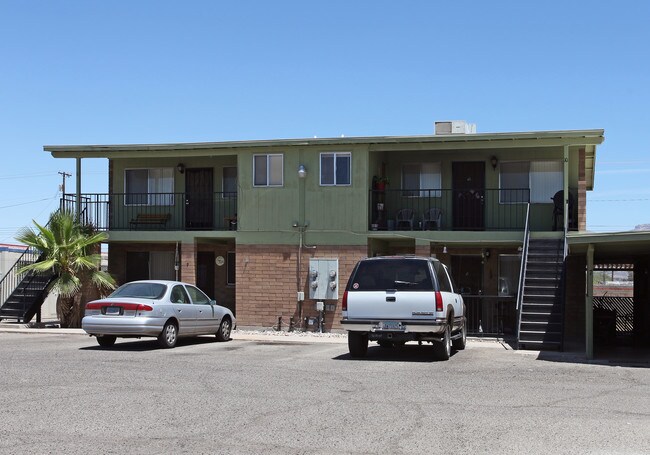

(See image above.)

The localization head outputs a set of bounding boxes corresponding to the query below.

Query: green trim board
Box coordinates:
[44,129,604,156]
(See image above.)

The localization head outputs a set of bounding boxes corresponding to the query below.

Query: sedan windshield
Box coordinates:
[109,282,167,299]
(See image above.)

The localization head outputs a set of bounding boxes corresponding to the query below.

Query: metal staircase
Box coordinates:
[517,238,565,350]
[0,249,56,323]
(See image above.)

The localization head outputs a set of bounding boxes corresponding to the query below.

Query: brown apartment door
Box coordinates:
[125,252,149,282]
[452,162,485,230]
[185,168,214,229]
[196,251,215,299]
[451,255,484,334]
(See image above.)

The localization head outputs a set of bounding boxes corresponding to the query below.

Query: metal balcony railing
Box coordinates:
[369,187,538,231]
[464,295,517,337]
[60,193,237,231]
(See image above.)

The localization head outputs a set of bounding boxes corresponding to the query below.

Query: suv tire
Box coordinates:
[452,319,467,351]
[433,324,451,361]
[348,332,368,358]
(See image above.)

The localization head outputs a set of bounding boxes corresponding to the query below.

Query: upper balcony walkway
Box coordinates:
[369,188,576,232]
[61,187,575,234]
[61,193,237,232]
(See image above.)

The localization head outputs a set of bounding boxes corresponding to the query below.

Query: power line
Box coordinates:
[0,172,59,180]
[0,197,54,209]
[590,198,650,202]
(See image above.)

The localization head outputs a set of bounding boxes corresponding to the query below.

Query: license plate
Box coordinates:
[105,306,121,315]
[379,321,403,330]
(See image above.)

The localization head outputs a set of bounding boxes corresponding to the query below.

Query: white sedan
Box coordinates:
[82,280,236,348]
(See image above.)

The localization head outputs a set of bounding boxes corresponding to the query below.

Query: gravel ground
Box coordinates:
[234,328,347,339]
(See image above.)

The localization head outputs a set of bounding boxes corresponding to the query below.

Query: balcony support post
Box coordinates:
[75,157,82,222]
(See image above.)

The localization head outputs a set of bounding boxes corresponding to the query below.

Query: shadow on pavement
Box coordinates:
[533,344,650,369]
[332,343,460,363]
[79,335,232,352]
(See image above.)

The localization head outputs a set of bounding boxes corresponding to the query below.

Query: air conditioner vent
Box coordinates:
[434,120,476,135]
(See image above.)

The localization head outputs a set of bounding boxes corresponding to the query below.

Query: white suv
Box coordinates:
[341,256,466,360]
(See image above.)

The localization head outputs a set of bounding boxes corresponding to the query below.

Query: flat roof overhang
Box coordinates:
[568,231,650,262]
[44,129,604,157]
[44,128,604,193]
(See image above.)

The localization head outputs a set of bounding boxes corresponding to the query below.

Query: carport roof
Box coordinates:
[568,231,650,262]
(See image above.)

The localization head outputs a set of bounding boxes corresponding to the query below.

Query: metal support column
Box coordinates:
[75,158,82,222]
[586,243,594,359]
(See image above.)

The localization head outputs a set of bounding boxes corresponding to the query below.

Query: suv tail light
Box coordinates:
[342,291,348,311]
[435,291,443,312]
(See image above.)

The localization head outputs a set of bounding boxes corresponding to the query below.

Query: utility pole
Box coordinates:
[58,171,71,195]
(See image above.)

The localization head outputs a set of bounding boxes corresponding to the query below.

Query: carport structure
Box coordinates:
[567,231,650,360]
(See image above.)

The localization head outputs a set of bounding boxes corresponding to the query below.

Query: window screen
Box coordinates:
[500,161,563,204]
[402,163,441,197]
[500,161,529,203]
[530,161,563,203]
[254,154,283,186]
[320,152,351,186]
[125,168,174,206]
[223,167,237,196]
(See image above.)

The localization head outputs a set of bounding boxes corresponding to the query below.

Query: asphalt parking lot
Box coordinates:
[0,331,648,454]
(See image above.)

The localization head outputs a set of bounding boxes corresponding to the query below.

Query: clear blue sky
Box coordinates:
[1,0,649,243]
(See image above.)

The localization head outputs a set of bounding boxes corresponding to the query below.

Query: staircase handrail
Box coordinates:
[515,203,531,341]
[516,203,531,312]
[559,199,569,351]
[563,200,569,259]
[0,246,41,306]
[0,218,54,309]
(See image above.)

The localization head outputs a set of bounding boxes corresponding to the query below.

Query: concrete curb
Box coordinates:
[0,324,350,344]
[0,324,507,346]
[2,325,645,366]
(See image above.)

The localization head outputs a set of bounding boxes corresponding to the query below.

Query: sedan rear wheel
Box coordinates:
[216,317,232,342]
[158,321,178,348]
[96,335,116,347]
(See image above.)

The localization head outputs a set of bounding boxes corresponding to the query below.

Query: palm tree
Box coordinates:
[16,211,116,328]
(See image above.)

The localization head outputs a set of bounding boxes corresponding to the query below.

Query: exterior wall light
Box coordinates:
[298,164,307,178]
[177,163,185,174]
[490,156,498,171]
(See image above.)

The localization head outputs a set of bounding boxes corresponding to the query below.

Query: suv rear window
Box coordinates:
[350,259,433,291]
[432,261,453,293]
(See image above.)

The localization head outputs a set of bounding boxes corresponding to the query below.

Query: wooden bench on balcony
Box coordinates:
[129,213,171,230]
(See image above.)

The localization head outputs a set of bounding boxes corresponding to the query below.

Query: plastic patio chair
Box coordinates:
[422,208,442,230]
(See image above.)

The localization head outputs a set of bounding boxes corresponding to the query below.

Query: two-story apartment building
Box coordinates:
[40,122,649,357]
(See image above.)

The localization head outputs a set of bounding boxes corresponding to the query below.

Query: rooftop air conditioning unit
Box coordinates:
[434,120,476,135]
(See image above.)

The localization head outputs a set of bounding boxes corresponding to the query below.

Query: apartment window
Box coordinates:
[125,168,174,206]
[498,254,521,297]
[222,166,237,197]
[320,152,351,186]
[402,162,441,197]
[530,161,563,203]
[499,161,563,203]
[227,251,236,285]
[253,154,283,187]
